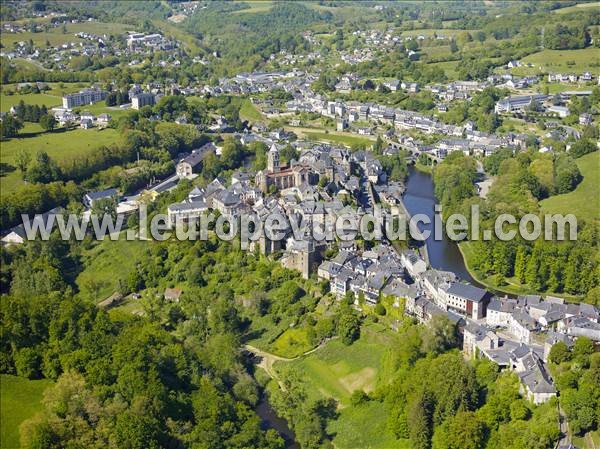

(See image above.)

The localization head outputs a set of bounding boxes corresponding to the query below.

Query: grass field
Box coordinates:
[0,125,123,193]
[293,128,375,148]
[540,151,600,224]
[513,48,600,75]
[76,237,148,303]
[152,20,203,55]
[427,60,461,78]
[0,92,62,112]
[272,323,404,449]
[239,98,265,122]
[572,430,600,449]
[270,327,313,358]
[232,1,274,14]
[1,375,53,449]
[72,101,131,121]
[274,323,396,407]
[328,401,411,449]
[554,2,600,14]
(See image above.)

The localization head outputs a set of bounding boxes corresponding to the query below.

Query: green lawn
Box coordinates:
[0,92,62,112]
[1,375,53,449]
[514,48,600,75]
[427,60,461,79]
[270,327,313,358]
[72,100,131,121]
[328,401,411,449]
[540,151,600,224]
[232,1,274,14]
[273,323,404,449]
[274,323,396,407]
[239,98,265,122]
[554,1,600,14]
[0,126,123,194]
[76,237,148,303]
[302,131,375,148]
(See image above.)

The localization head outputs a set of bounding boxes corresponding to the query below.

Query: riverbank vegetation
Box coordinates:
[432,144,599,300]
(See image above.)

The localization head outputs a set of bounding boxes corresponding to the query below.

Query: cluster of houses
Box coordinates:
[547,72,596,84]
[1,20,182,71]
[163,126,599,404]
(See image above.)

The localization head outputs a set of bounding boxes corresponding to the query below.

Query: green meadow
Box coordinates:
[273,323,396,407]
[540,151,600,224]
[272,323,406,449]
[239,98,265,122]
[76,237,148,303]
[513,48,600,75]
[0,92,62,112]
[302,130,375,148]
[0,125,123,193]
[1,375,53,449]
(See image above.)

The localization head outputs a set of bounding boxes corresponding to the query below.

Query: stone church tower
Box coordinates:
[267,144,280,173]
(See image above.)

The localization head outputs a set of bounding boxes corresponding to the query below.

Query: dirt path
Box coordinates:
[244,338,335,388]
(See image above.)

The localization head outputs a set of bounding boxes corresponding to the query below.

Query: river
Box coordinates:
[255,395,299,449]
[402,167,481,286]
[253,167,480,448]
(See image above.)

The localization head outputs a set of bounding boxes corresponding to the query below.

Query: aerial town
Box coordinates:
[0,2,598,449]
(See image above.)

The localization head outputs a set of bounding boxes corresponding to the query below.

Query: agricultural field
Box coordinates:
[0,92,62,111]
[0,374,54,449]
[554,1,600,14]
[232,1,274,14]
[0,125,123,193]
[540,151,600,224]
[512,48,600,75]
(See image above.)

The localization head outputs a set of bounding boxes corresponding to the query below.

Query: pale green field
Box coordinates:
[300,130,375,148]
[239,98,265,122]
[554,2,600,14]
[76,238,148,303]
[427,60,461,78]
[232,1,274,14]
[540,151,600,224]
[270,327,313,358]
[328,401,411,449]
[274,324,396,407]
[0,125,123,193]
[1,375,53,449]
[0,92,62,112]
[273,323,405,449]
[514,48,600,75]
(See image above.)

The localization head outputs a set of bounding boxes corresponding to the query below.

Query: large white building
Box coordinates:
[132,92,156,110]
[62,88,107,109]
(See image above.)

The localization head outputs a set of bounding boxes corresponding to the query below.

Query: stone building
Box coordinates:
[255,144,318,193]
